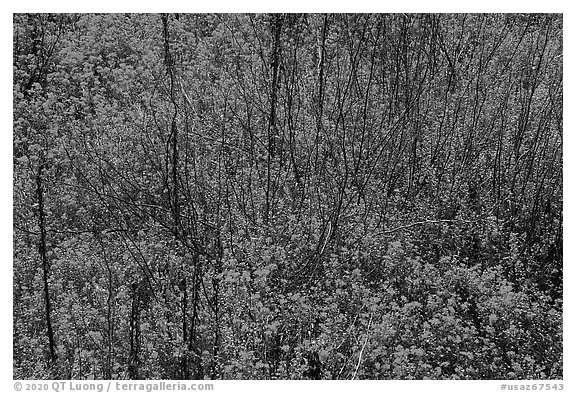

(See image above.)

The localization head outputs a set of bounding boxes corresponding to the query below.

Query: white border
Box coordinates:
[3,3,572,392]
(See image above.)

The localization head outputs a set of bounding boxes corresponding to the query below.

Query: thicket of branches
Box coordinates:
[13,13,562,379]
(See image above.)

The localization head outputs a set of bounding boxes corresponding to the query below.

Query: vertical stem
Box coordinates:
[36,164,57,364]
[211,245,222,379]
[187,256,203,379]
[265,13,283,221]
[128,282,141,379]
[314,14,329,171]
[98,236,114,379]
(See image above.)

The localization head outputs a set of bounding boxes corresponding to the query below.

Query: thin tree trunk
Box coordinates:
[36,165,57,364]
[128,282,141,379]
[186,256,203,379]
[265,13,283,221]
